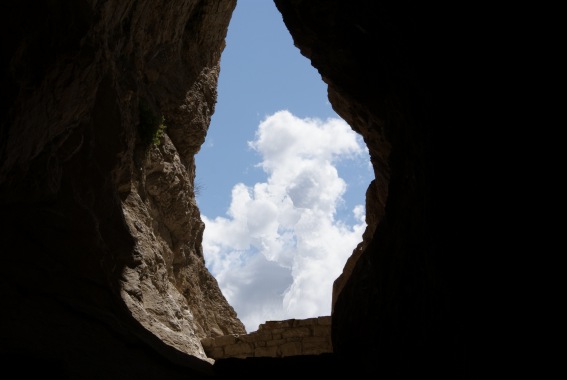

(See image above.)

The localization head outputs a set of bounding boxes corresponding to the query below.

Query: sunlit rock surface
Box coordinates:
[0,0,242,378]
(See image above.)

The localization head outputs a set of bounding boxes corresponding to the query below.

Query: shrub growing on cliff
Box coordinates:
[194,181,203,197]
[138,99,167,146]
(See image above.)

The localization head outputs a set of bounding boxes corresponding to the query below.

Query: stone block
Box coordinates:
[260,320,293,330]
[282,327,310,338]
[279,341,302,356]
[302,336,331,352]
[266,338,286,347]
[295,318,317,326]
[224,342,253,357]
[312,325,331,337]
[317,316,332,325]
[200,337,214,348]
[302,336,328,344]
[214,334,237,346]
[255,345,279,357]
[243,330,272,342]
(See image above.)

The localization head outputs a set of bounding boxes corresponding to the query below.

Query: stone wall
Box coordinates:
[201,317,332,359]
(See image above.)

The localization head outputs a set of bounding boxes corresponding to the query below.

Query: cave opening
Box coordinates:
[195,0,374,333]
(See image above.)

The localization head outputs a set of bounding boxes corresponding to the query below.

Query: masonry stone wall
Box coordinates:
[201,316,332,359]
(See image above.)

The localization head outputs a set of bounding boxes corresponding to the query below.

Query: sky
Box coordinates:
[194,0,374,333]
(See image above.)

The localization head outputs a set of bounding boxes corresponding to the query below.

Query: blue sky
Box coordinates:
[195,0,373,333]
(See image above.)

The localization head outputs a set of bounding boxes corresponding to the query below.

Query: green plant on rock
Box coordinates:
[138,99,167,146]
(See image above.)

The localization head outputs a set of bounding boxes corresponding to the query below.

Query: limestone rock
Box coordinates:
[1,0,490,377]
[0,0,242,377]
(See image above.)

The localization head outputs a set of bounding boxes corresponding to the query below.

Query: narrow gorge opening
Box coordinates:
[195,0,374,333]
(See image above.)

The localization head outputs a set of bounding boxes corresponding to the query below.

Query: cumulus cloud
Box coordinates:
[202,110,370,332]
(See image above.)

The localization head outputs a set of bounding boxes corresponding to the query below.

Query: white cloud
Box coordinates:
[202,110,370,332]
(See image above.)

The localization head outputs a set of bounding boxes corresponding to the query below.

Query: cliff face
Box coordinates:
[0,0,243,377]
[1,0,484,378]
[274,0,482,377]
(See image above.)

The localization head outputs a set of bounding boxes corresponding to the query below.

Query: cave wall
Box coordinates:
[0,0,243,378]
[0,0,485,378]
[274,0,483,377]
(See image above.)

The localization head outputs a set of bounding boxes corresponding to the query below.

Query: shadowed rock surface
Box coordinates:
[1,0,486,378]
[271,1,487,378]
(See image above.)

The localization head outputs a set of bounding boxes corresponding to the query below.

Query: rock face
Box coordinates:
[0,0,243,378]
[273,0,486,378]
[1,0,486,378]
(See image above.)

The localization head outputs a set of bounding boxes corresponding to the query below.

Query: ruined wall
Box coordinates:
[202,317,332,360]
